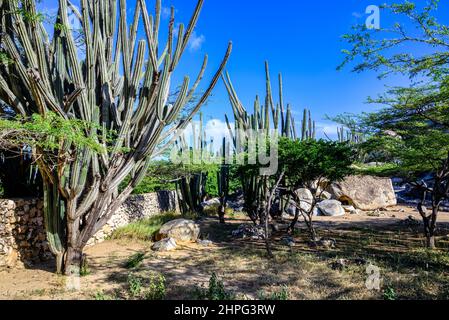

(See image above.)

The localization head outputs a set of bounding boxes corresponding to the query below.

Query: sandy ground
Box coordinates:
[1,204,448,300]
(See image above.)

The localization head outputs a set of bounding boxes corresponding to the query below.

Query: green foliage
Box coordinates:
[79,258,91,277]
[278,138,355,188]
[194,273,235,300]
[383,287,397,301]
[207,273,234,300]
[127,272,166,300]
[125,252,146,269]
[110,213,179,241]
[353,163,401,177]
[339,0,449,81]
[205,168,219,197]
[258,286,290,300]
[402,248,449,270]
[340,0,449,249]
[143,274,166,300]
[121,161,179,194]
[93,291,115,301]
[0,113,107,154]
[0,52,14,66]
[127,273,143,297]
[120,161,240,197]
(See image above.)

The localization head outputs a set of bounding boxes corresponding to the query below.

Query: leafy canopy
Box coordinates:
[278,138,355,189]
[0,112,107,154]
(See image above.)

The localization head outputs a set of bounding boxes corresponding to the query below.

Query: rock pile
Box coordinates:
[232,224,266,240]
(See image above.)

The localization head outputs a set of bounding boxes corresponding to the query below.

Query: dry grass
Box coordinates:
[109,212,180,241]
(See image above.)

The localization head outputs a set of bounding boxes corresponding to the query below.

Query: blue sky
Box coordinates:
[38,0,449,139]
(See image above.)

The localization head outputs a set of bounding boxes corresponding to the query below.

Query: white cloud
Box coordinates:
[177,119,233,153]
[188,32,206,52]
[172,23,205,52]
[161,6,172,19]
[352,12,363,19]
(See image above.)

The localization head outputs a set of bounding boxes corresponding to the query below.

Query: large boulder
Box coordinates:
[328,175,397,211]
[317,200,346,217]
[285,188,314,216]
[294,188,314,212]
[156,219,200,242]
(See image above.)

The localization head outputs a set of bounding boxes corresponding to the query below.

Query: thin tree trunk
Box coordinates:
[288,207,300,233]
[426,234,436,249]
[417,191,440,249]
[265,173,285,258]
[218,196,226,224]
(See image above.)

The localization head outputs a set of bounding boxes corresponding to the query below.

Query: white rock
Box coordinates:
[152,238,177,252]
[294,188,314,212]
[328,175,397,211]
[156,219,200,242]
[317,200,346,217]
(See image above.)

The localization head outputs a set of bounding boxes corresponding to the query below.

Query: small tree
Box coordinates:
[277,138,354,240]
[340,0,449,248]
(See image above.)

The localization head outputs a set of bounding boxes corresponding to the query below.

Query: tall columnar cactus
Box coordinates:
[301,109,316,141]
[337,126,364,144]
[222,62,314,224]
[173,113,211,215]
[0,0,231,274]
[176,172,207,215]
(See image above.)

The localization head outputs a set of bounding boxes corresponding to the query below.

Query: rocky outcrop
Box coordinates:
[232,224,266,240]
[156,219,200,242]
[328,175,397,211]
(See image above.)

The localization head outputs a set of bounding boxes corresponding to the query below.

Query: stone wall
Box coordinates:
[88,191,179,244]
[0,191,178,268]
[0,198,49,267]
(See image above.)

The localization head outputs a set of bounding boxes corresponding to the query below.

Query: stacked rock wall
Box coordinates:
[0,191,178,267]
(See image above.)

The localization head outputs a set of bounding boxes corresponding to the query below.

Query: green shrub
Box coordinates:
[127,273,143,297]
[110,212,179,241]
[127,272,166,300]
[258,286,290,300]
[194,273,235,300]
[383,287,397,301]
[143,274,166,300]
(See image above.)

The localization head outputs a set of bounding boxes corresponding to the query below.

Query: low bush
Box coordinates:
[258,286,290,300]
[127,272,166,300]
[194,273,235,300]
